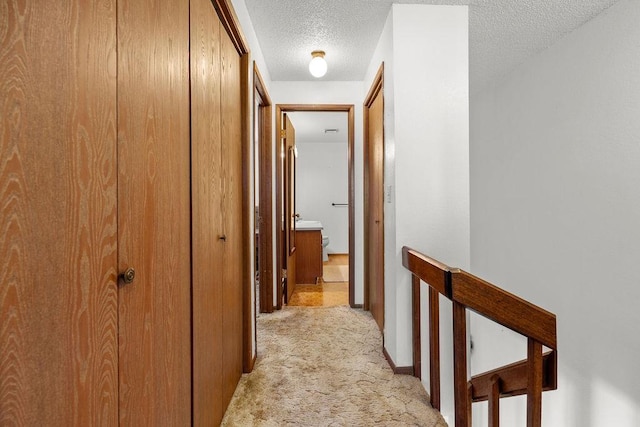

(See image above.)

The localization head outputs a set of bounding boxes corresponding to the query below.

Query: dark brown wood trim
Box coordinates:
[275,104,355,310]
[451,270,557,349]
[211,0,249,55]
[453,301,470,427]
[240,52,252,374]
[429,287,441,410]
[489,375,501,427]
[383,347,414,376]
[254,63,273,314]
[402,246,453,298]
[403,246,558,425]
[363,63,384,314]
[470,351,557,402]
[364,64,384,106]
[351,304,364,309]
[527,339,543,427]
[275,106,284,309]
[348,106,355,308]
[411,275,421,380]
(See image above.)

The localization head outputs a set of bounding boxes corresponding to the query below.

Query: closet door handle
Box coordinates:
[219,234,227,242]
[120,267,136,284]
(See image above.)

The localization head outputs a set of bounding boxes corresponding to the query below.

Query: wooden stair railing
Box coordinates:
[402,247,558,427]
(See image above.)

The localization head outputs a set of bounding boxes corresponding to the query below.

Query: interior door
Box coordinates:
[220,15,244,414]
[364,72,385,332]
[191,0,244,422]
[283,114,297,303]
[1,2,118,423]
[117,0,192,424]
[190,0,224,422]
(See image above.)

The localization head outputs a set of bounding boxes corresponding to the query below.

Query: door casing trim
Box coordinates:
[275,104,356,308]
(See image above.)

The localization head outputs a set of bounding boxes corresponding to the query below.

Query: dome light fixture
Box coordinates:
[308,50,327,78]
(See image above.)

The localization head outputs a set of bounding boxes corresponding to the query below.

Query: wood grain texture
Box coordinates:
[240,53,252,374]
[453,302,470,427]
[451,270,557,349]
[402,247,453,297]
[295,230,322,284]
[488,375,501,427]
[429,287,441,411]
[527,339,543,427]
[284,115,297,302]
[276,104,354,310]
[190,0,224,423]
[365,75,385,332]
[470,351,557,402]
[117,0,191,424]
[1,1,118,425]
[347,106,355,308]
[254,64,273,314]
[411,275,421,380]
[220,19,244,416]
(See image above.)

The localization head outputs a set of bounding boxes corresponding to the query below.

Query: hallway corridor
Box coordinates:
[221,306,445,426]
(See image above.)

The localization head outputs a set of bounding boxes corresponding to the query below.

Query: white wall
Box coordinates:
[470,1,640,425]
[296,142,349,254]
[270,81,365,304]
[364,5,469,424]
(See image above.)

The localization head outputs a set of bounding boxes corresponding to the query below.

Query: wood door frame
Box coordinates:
[363,64,384,315]
[275,104,356,308]
[253,63,274,316]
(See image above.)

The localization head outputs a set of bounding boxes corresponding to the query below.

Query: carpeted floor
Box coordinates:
[221,306,447,426]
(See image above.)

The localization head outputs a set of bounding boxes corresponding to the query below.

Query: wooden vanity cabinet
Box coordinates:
[295,230,323,284]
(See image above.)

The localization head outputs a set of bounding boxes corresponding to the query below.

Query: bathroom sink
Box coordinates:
[295,220,323,230]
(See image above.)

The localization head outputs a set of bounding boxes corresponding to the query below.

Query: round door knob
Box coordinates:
[121,267,136,284]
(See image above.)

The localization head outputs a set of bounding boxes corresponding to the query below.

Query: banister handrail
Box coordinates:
[401,246,558,427]
[402,247,455,297]
[451,270,557,350]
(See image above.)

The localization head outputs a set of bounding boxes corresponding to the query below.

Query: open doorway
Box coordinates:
[275,105,355,308]
[253,63,274,317]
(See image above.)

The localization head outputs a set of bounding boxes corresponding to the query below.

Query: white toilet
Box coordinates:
[321,235,330,262]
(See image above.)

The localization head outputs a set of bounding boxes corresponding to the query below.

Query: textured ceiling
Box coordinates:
[244,0,619,90]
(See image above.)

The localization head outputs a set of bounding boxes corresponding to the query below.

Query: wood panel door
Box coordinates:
[220,19,244,411]
[117,0,192,424]
[191,0,244,423]
[191,0,224,423]
[1,2,118,424]
[283,114,297,302]
[364,67,385,332]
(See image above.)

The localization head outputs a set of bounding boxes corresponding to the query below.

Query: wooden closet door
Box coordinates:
[191,0,244,421]
[220,23,244,409]
[1,2,118,425]
[117,0,192,424]
[190,0,225,423]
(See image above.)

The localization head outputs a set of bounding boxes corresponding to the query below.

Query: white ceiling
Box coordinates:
[287,112,348,144]
[244,0,619,91]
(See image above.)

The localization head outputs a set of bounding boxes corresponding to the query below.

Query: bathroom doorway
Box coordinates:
[275,105,355,308]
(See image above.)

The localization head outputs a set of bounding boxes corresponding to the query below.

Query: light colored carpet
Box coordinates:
[323,264,349,283]
[221,306,447,426]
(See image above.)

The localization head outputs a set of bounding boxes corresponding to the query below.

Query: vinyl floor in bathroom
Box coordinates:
[288,254,349,307]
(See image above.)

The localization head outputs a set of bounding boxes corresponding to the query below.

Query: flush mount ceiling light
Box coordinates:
[309,50,327,78]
